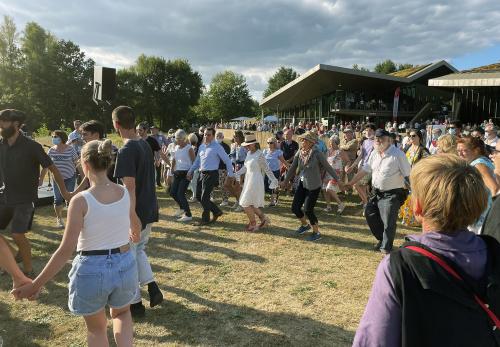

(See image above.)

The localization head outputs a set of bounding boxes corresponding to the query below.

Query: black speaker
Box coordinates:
[93,66,116,102]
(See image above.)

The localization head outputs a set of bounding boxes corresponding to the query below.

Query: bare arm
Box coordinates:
[39,168,48,186]
[12,194,87,299]
[189,147,196,162]
[0,235,30,289]
[122,177,142,242]
[476,164,499,196]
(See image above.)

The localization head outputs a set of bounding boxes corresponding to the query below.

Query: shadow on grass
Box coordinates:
[137,285,354,346]
[0,300,52,347]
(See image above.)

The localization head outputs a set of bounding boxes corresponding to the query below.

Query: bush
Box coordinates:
[33,123,50,139]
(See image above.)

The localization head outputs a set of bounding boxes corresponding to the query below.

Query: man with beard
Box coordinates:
[0,109,72,276]
[346,129,411,254]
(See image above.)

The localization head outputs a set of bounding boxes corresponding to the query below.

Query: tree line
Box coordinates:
[0,15,418,132]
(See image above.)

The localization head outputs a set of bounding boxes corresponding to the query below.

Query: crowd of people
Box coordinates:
[1,106,500,346]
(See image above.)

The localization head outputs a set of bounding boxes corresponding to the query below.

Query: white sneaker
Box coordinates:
[177,215,193,222]
[324,206,332,212]
[174,209,184,217]
[234,205,243,212]
[337,203,345,214]
[220,200,229,207]
[56,218,65,229]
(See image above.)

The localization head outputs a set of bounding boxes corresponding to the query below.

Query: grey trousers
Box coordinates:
[364,188,407,252]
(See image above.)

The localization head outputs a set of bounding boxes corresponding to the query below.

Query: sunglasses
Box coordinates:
[410,134,418,138]
[267,142,275,144]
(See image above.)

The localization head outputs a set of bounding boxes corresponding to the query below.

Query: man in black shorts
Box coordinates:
[0,109,71,276]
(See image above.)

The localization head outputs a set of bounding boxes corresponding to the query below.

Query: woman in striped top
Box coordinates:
[40,130,83,228]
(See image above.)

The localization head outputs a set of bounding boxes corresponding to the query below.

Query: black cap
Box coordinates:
[0,109,26,123]
[375,129,390,137]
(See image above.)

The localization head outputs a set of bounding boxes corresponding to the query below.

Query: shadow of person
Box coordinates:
[137,285,355,346]
[0,300,52,346]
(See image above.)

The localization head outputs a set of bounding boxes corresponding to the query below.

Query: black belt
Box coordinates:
[78,245,129,256]
[201,170,218,174]
[373,188,405,195]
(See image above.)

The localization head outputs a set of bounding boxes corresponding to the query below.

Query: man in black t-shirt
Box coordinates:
[0,109,72,276]
[112,106,163,318]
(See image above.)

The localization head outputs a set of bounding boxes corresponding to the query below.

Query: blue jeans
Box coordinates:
[53,175,76,206]
[130,223,155,303]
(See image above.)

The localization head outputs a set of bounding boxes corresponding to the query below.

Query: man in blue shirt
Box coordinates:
[187,127,235,225]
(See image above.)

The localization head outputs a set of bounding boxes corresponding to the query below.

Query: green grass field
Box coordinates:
[0,187,417,346]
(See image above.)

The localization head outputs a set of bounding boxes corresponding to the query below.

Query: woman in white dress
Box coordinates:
[236,134,279,232]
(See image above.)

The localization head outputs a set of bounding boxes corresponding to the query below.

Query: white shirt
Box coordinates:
[362,145,411,191]
[485,136,498,147]
[173,144,192,171]
[78,186,130,251]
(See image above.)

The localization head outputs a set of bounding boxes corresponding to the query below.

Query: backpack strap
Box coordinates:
[405,244,500,331]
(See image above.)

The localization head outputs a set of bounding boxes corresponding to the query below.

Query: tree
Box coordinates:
[116,54,203,129]
[397,63,414,71]
[352,64,370,72]
[263,67,299,98]
[195,70,255,121]
[0,16,23,111]
[374,59,397,74]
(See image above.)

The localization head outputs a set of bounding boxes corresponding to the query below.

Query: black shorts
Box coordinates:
[0,203,35,233]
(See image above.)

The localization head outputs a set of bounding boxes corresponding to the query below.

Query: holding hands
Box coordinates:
[11,280,40,301]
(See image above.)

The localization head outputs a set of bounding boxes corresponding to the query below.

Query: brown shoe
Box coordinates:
[212,211,223,223]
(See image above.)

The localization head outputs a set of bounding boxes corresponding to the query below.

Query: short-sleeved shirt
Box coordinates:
[114,139,159,229]
[263,149,283,172]
[0,134,53,204]
[47,146,78,179]
[362,145,411,191]
[281,140,299,161]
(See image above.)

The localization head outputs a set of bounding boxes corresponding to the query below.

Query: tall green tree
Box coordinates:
[0,16,23,111]
[195,70,255,121]
[263,67,299,98]
[374,59,397,74]
[352,64,370,72]
[116,54,203,129]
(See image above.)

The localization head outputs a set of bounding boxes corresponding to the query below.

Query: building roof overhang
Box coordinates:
[428,72,500,87]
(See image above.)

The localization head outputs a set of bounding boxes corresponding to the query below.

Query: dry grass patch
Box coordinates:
[0,190,416,346]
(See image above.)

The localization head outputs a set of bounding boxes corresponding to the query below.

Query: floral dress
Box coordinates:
[323,149,343,192]
[400,146,428,227]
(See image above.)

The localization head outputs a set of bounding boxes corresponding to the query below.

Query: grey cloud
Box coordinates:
[1,0,500,100]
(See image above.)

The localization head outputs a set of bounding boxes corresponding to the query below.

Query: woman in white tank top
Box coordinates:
[169,129,196,222]
[13,139,140,347]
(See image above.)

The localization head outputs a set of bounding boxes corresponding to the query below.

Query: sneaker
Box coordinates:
[174,209,184,218]
[220,200,229,207]
[147,282,164,308]
[307,232,322,241]
[234,205,243,212]
[337,203,345,214]
[189,196,196,202]
[296,224,311,235]
[323,206,332,212]
[130,302,146,318]
[177,215,193,222]
[231,202,239,209]
[56,218,64,229]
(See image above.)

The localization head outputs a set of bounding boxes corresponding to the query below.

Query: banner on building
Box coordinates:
[393,87,400,121]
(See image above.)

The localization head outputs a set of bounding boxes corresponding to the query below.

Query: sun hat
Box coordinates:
[298,130,318,143]
[241,133,258,146]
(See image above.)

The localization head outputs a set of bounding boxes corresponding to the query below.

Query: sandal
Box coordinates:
[259,216,271,229]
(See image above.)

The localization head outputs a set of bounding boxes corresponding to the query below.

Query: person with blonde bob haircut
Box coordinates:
[354,154,500,347]
[436,134,457,154]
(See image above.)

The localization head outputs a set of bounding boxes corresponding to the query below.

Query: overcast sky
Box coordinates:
[2,0,500,100]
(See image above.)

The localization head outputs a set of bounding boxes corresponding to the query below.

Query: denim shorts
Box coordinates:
[53,175,76,206]
[68,250,138,316]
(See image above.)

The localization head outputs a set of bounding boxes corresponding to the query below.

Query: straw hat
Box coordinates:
[298,130,318,143]
[242,133,258,146]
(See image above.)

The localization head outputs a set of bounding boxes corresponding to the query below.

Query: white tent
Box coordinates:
[263,115,279,122]
[231,116,251,121]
